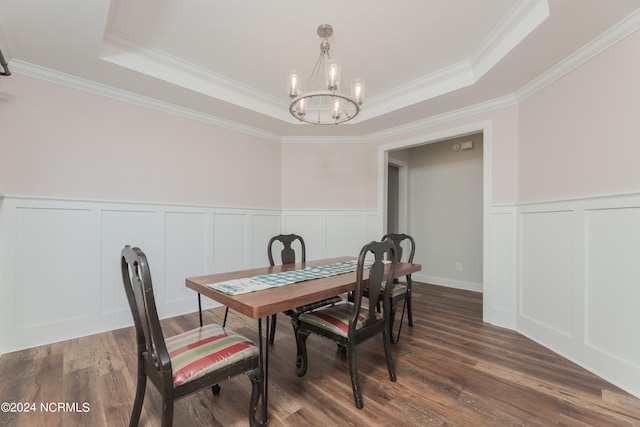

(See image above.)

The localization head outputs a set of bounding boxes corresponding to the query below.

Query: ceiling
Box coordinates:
[1,0,639,139]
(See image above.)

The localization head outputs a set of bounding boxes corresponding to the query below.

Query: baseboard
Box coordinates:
[414,273,483,293]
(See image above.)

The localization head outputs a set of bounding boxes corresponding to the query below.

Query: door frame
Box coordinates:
[386,157,409,234]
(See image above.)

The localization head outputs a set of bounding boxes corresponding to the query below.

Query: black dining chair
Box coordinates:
[120,245,263,427]
[295,239,398,409]
[265,234,341,343]
[219,234,341,344]
[378,233,416,343]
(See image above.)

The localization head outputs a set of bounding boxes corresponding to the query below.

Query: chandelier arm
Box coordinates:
[305,53,325,93]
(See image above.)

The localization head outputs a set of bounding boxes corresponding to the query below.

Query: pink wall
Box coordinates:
[518,30,640,203]
[372,105,520,206]
[2,29,636,210]
[280,104,521,210]
[281,142,378,209]
[0,74,281,208]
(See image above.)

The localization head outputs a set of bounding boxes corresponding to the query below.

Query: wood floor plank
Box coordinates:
[1,283,639,426]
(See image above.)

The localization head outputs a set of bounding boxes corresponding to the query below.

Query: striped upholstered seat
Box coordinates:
[166,324,259,386]
[385,282,407,299]
[286,295,342,316]
[298,302,381,337]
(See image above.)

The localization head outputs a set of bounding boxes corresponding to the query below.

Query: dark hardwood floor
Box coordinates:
[1,283,639,426]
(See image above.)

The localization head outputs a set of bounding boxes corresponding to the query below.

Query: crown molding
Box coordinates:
[356,0,548,123]
[471,0,549,79]
[516,8,640,102]
[359,61,474,122]
[8,6,638,145]
[10,60,282,142]
[366,95,518,143]
[101,33,291,124]
[368,4,638,143]
[101,2,548,127]
[7,58,518,146]
[281,135,368,144]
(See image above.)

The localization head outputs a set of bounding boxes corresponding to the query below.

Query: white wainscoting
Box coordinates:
[282,209,380,261]
[4,193,638,398]
[0,196,378,354]
[484,206,518,328]
[517,193,640,399]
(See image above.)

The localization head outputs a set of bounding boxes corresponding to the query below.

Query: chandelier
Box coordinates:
[288,24,364,125]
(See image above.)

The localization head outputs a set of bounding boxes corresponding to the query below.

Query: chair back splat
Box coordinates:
[121,245,263,427]
[354,241,393,333]
[268,233,306,266]
[381,233,415,264]
[121,247,171,376]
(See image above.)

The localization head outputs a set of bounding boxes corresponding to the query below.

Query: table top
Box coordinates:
[186,256,422,319]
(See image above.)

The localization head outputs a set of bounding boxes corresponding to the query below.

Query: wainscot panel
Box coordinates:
[15,207,95,345]
[282,210,379,261]
[520,209,576,337]
[484,206,517,328]
[0,197,378,353]
[517,193,640,399]
[585,207,640,366]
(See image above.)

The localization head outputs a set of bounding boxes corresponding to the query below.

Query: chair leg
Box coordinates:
[295,329,311,377]
[389,299,400,344]
[406,288,413,327]
[129,362,146,427]
[346,344,364,409]
[289,316,300,340]
[223,306,230,327]
[268,314,277,344]
[161,393,174,427]
[394,300,406,344]
[406,276,414,327]
[383,321,397,383]
[391,293,413,344]
[246,366,263,427]
[337,343,347,354]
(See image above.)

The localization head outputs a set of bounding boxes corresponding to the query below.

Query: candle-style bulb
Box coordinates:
[288,70,300,98]
[351,79,365,105]
[326,59,340,91]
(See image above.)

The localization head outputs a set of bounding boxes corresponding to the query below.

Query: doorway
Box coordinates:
[378,121,491,296]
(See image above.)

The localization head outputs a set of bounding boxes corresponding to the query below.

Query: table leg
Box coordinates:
[258,316,270,425]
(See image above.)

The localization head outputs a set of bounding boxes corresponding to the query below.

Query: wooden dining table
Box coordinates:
[186,256,422,425]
